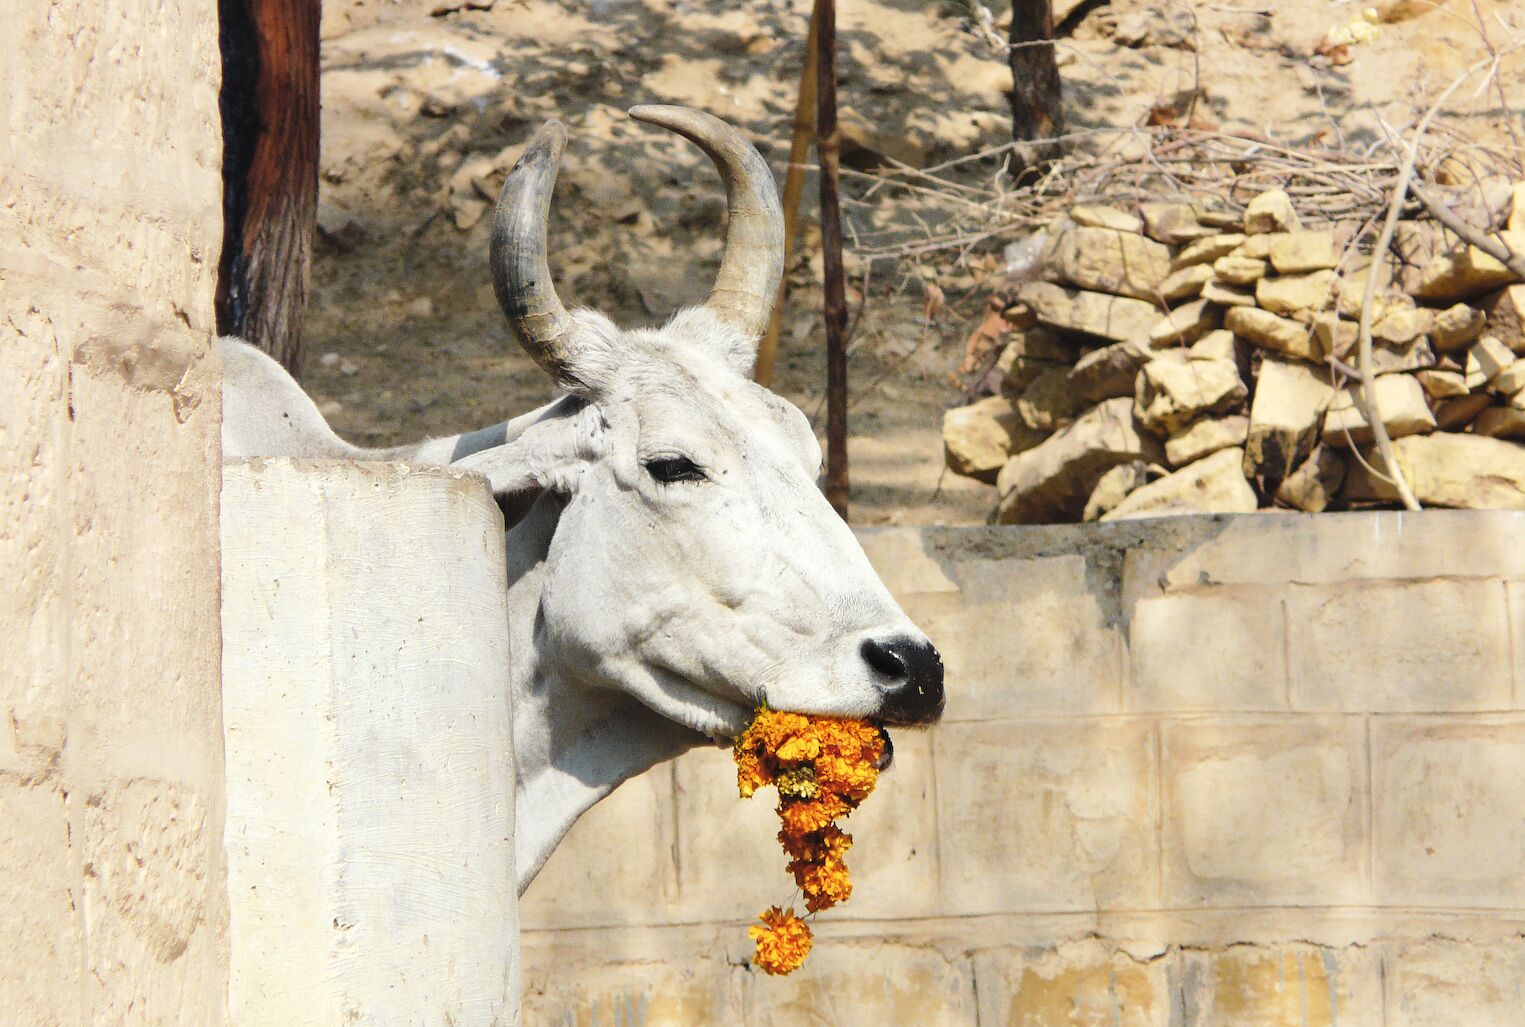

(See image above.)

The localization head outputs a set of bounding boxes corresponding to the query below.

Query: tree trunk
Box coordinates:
[1008,0,1064,176]
[217,0,321,378]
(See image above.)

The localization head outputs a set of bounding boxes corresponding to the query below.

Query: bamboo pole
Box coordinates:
[753,10,820,388]
[815,0,849,520]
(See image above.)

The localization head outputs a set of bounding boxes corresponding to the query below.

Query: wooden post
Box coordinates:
[1008,0,1064,176]
[815,0,849,520]
[217,0,321,377]
[754,11,820,389]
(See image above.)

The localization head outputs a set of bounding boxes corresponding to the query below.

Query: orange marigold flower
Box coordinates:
[813,754,879,801]
[777,793,851,836]
[775,733,822,763]
[742,710,812,756]
[778,823,853,862]
[735,748,768,798]
[790,855,854,912]
[749,906,813,976]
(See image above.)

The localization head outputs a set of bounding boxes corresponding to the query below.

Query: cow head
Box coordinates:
[478,106,943,744]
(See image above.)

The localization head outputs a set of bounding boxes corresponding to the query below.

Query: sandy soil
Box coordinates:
[302,0,1522,525]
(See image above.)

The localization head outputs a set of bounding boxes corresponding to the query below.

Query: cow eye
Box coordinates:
[644,456,706,484]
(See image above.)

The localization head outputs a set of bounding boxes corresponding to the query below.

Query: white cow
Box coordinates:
[222,104,944,891]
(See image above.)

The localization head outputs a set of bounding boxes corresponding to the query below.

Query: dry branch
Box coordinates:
[1411,182,1525,278]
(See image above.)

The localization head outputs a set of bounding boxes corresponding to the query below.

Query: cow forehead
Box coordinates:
[617,345,820,472]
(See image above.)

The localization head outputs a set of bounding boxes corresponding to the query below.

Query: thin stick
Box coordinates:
[1357,61,1491,512]
[755,10,820,388]
[815,0,848,520]
[1411,182,1525,277]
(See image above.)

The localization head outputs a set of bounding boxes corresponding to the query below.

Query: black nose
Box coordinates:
[861,636,945,725]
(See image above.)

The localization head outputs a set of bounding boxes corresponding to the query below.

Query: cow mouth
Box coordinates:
[874,726,894,771]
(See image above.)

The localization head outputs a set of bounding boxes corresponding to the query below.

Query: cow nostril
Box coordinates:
[860,638,908,680]
[863,636,945,726]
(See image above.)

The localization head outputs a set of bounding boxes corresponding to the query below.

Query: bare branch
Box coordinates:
[1410,182,1525,279]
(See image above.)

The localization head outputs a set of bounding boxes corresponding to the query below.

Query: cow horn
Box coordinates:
[628,105,785,341]
[491,119,582,389]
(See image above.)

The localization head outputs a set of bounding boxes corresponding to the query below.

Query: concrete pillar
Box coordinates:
[221,458,518,1026]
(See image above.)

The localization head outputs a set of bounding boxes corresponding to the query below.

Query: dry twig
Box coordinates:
[1411,182,1525,277]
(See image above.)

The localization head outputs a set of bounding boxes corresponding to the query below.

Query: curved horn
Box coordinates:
[490,120,581,389]
[628,104,785,340]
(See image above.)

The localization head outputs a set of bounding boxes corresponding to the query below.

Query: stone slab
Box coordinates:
[520,949,746,1026]
[1019,280,1162,344]
[1162,718,1367,907]
[1342,433,1525,508]
[1130,588,1287,711]
[1374,717,1525,907]
[1148,509,1525,586]
[936,720,1158,915]
[974,940,1171,1027]
[862,551,1123,720]
[1177,943,1384,1027]
[1386,935,1525,1026]
[1102,447,1258,521]
[520,764,678,928]
[740,943,977,1026]
[1288,579,1511,712]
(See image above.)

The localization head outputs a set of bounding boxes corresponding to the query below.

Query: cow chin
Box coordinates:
[627,661,757,742]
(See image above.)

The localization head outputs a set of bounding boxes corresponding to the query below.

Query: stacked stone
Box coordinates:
[943,183,1525,522]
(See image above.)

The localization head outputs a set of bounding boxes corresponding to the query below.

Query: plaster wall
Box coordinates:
[221,459,520,1026]
[0,2,228,1023]
[521,512,1525,1026]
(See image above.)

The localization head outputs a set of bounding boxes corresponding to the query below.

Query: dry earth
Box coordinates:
[304,0,1522,525]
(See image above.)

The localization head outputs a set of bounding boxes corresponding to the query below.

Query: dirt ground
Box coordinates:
[303,0,1522,526]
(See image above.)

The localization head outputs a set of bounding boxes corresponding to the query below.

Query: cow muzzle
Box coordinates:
[860,635,945,726]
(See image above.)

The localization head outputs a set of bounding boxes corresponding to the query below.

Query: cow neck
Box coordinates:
[503,496,704,895]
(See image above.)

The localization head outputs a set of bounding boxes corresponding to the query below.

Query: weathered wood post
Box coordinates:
[217,0,322,375]
[1009,0,1065,176]
[815,0,850,520]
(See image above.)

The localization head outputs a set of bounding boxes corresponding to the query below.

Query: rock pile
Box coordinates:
[943,184,1525,522]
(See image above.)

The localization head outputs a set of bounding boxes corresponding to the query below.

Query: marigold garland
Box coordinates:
[733,707,887,975]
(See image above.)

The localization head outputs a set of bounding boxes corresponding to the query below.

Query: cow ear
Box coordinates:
[453,402,606,520]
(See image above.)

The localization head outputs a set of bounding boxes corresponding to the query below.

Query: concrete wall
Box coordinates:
[0,2,228,1024]
[520,511,1525,1026]
[221,459,519,1026]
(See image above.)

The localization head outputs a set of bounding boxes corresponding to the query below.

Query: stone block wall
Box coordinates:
[0,2,228,1022]
[521,511,1525,1026]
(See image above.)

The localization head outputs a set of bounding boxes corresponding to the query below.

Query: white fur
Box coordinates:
[221,307,931,891]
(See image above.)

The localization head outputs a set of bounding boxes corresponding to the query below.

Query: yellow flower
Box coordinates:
[775,765,819,799]
[749,906,813,976]
[813,753,878,801]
